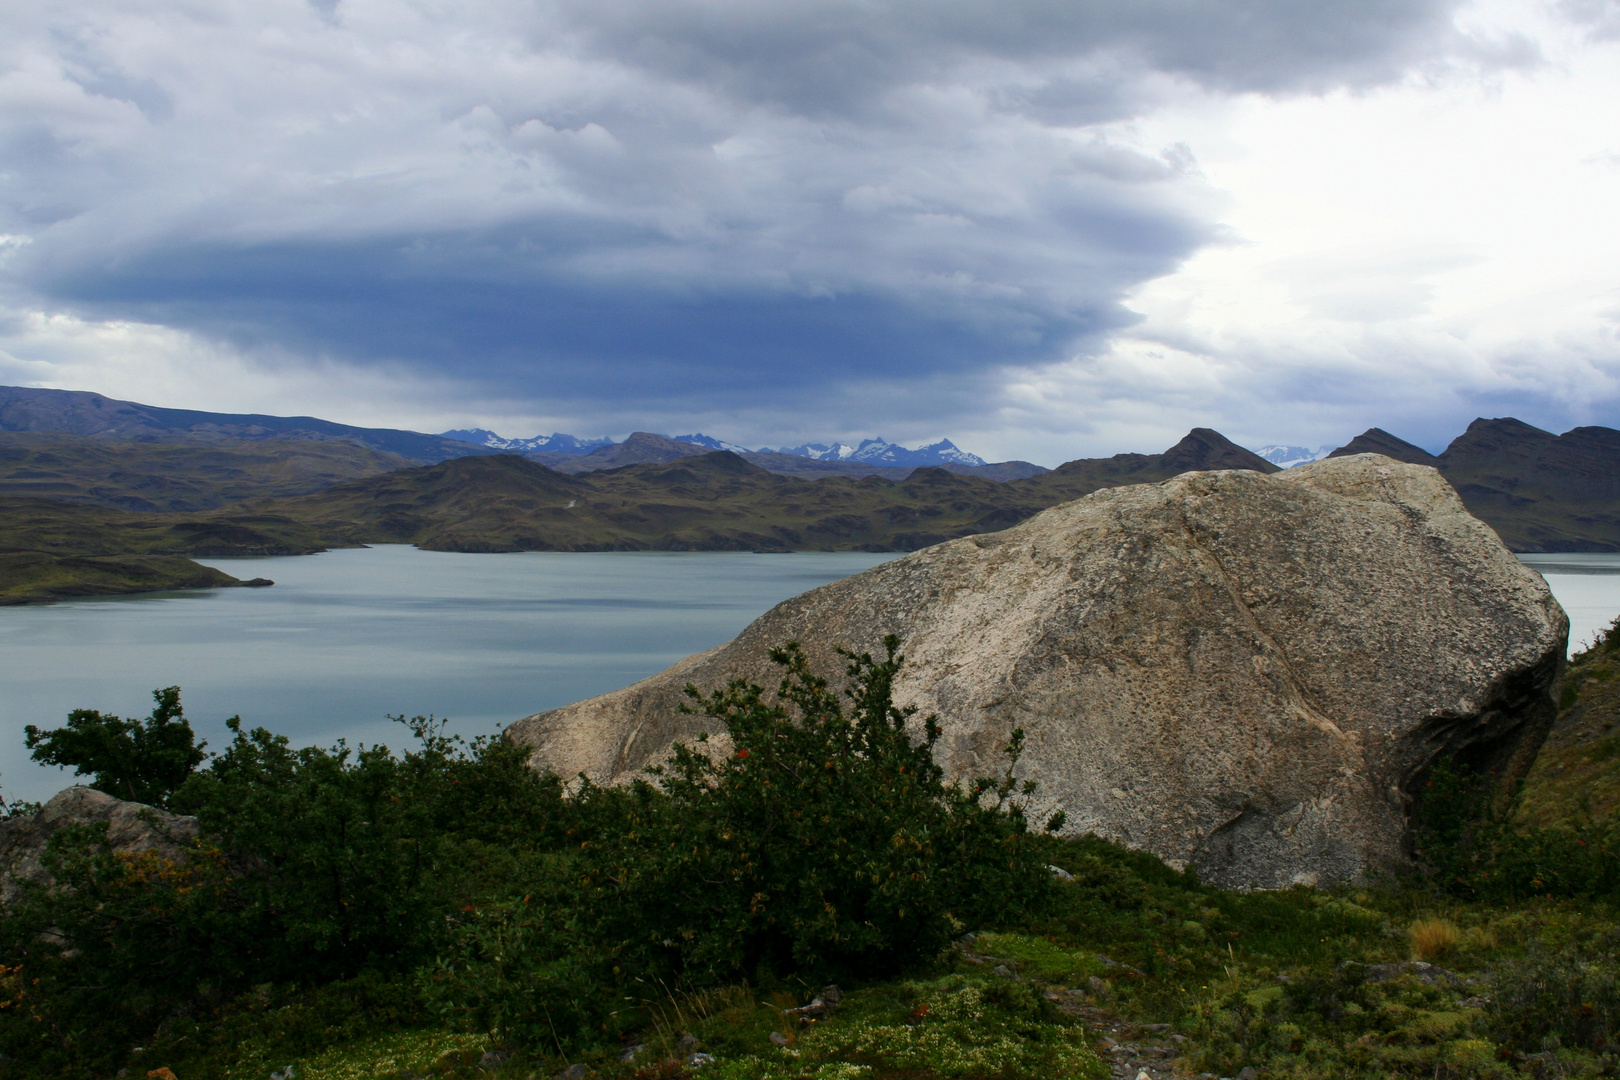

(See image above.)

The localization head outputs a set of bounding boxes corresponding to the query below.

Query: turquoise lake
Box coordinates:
[2,546,1617,804]
[0,547,900,802]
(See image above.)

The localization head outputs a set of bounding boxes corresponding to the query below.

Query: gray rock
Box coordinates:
[509,456,1565,887]
[768,1031,789,1047]
[0,787,200,905]
[476,1048,511,1072]
[991,964,1014,978]
[687,1053,715,1068]
[1048,864,1075,882]
[554,1065,587,1080]
[1237,1068,1260,1080]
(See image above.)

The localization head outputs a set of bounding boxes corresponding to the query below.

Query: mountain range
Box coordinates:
[437,425,989,468]
[5,381,1620,603]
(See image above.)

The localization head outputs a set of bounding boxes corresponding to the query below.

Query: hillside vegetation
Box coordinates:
[11,637,1620,1079]
[0,429,1275,601]
[0,433,417,511]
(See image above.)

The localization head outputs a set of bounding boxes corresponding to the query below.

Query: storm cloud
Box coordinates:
[0,0,1603,455]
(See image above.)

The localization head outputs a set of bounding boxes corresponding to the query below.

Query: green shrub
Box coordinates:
[425,638,1059,1048]
[1489,939,1620,1055]
[0,715,568,1076]
[575,637,1056,985]
[24,686,206,807]
[1415,760,1620,902]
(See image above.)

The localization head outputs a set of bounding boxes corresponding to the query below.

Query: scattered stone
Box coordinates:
[687,1053,714,1069]
[784,986,843,1022]
[511,455,1565,887]
[1088,975,1108,993]
[1237,1068,1260,1080]
[1048,864,1075,882]
[768,1032,789,1047]
[476,1049,510,1072]
[269,1069,296,1080]
[678,1035,700,1054]
[617,1045,645,1063]
[1354,960,1460,986]
[553,1064,586,1080]
[991,964,1013,978]
[1140,1023,1171,1032]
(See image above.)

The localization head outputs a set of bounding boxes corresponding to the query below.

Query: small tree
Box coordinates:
[24,687,207,808]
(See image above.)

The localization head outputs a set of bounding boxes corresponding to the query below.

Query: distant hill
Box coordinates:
[0,428,1280,582]
[0,432,417,512]
[1327,418,1620,551]
[0,385,497,464]
[1326,427,1438,466]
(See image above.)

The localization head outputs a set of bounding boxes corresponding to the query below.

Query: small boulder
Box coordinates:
[0,787,199,905]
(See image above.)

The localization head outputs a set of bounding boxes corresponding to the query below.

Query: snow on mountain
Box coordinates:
[443,429,989,467]
[1255,444,1334,469]
[765,437,987,467]
[671,433,754,454]
[438,429,612,455]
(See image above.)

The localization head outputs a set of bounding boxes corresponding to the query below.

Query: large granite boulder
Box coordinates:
[0,786,199,904]
[508,455,1567,887]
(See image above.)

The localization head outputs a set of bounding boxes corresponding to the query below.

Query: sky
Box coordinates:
[0,0,1616,465]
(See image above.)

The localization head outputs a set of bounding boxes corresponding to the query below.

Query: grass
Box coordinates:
[1410,918,1462,960]
[0,551,262,604]
[106,851,1620,1080]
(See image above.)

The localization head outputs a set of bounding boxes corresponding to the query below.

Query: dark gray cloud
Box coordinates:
[0,0,1499,438]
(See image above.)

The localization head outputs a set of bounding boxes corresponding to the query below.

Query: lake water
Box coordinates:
[4,546,1618,805]
[1517,553,1620,655]
[0,547,901,803]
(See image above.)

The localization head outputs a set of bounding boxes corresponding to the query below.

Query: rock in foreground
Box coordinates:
[509,455,1566,887]
[0,786,199,904]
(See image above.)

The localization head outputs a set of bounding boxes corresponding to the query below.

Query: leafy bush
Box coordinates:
[0,715,566,1075]
[1414,760,1620,903]
[23,686,206,807]
[1489,938,1620,1057]
[582,638,1055,983]
[426,638,1059,1048]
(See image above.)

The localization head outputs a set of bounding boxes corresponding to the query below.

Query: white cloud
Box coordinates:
[0,0,1612,463]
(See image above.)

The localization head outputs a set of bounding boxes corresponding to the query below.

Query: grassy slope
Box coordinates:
[0,551,266,605]
[0,432,417,512]
[0,493,333,602]
[1517,623,1620,838]
[147,834,1609,1080]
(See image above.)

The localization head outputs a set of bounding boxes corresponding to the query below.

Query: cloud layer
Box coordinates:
[0,0,1611,460]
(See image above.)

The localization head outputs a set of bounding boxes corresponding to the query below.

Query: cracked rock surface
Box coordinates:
[509,454,1566,887]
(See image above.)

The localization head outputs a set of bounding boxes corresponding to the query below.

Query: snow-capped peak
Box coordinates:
[1254,444,1334,469]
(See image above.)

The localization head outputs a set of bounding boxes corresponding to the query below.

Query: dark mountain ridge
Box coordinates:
[0,385,496,464]
[1328,417,1620,551]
